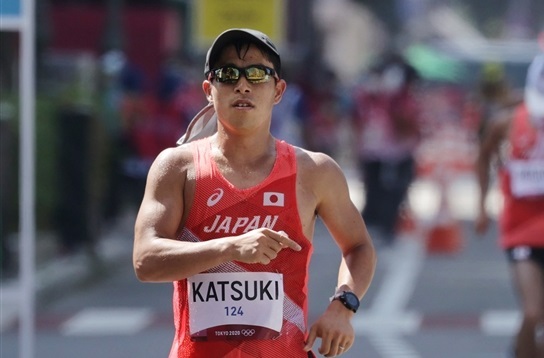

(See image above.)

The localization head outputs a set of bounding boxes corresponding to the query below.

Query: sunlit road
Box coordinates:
[1,174,518,358]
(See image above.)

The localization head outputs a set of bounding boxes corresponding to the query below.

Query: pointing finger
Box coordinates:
[276,231,302,251]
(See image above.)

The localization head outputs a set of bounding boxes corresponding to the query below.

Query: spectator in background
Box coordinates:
[298,66,346,158]
[100,50,148,224]
[155,52,208,152]
[157,52,189,104]
[351,52,422,246]
[475,53,544,358]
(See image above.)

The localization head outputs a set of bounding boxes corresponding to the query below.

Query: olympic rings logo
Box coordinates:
[241,329,255,337]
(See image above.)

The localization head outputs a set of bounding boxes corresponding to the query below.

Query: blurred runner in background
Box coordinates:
[466,62,518,139]
[475,51,544,358]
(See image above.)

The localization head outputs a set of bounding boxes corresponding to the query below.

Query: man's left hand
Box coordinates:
[304,301,354,357]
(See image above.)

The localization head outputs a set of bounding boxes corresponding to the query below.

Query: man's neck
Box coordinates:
[213,131,275,163]
[210,133,277,189]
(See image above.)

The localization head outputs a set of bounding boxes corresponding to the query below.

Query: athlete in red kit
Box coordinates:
[133,28,376,357]
[475,52,544,358]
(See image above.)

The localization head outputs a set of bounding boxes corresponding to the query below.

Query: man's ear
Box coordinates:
[274,79,287,105]
[203,80,213,102]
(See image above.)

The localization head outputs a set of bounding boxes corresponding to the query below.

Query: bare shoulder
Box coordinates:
[293,146,348,192]
[147,143,194,183]
[295,147,343,174]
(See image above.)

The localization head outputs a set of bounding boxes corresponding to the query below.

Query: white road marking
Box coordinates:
[352,311,422,334]
[60,307,154,336]
[362,237,425,357]
[368,335,422,358]
[370,238,426,315]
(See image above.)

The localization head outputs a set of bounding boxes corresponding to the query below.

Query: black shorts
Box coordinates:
[506,246,544,268]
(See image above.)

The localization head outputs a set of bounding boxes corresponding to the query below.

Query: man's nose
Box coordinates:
[234,76,251,92]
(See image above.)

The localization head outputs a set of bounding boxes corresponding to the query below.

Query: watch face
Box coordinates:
[344,292,359,308]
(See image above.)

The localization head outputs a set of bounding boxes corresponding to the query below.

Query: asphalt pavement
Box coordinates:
[1,168,518,358]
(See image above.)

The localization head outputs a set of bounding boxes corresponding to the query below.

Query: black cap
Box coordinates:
[204,28,281,75]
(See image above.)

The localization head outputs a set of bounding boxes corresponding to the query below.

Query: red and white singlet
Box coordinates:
[499,103,544,249]
[169,138,314,358]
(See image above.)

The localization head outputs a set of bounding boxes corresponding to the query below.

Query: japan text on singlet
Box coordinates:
[169,138,314,358]
[499,103,544,249]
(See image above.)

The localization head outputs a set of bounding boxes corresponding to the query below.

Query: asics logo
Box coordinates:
[207,188,224,207]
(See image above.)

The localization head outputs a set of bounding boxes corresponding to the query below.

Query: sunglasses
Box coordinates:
[207,65,279,84]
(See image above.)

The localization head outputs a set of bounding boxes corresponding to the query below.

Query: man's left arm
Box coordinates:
[304,155,377,357]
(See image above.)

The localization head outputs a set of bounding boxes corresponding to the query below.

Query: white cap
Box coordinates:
[525,54,544,118]
[176,103,217,145]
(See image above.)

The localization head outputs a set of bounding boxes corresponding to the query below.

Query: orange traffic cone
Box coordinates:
[426,221,464,254]
[425,167,464,254]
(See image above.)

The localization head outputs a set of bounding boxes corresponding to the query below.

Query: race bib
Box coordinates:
[509,160,544,198]
[187,272,284,341]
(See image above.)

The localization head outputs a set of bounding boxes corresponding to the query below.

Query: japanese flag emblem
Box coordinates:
[263,192,284,207]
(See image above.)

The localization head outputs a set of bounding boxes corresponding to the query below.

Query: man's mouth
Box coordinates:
[233,100,254,108]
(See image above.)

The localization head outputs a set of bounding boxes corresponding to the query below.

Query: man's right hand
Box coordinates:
[227,228,302,265]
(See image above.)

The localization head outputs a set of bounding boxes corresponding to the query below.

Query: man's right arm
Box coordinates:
[132,147,301,282]
[132,147,233,282]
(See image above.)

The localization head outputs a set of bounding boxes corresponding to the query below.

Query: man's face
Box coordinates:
[203,44,286,134]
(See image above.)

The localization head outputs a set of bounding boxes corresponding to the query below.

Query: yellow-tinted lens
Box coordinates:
[245,67,269,83]
[212,66,275,84]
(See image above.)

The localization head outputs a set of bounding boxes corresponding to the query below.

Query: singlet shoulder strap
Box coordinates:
[191,137,213,179]
[275,139,297,174]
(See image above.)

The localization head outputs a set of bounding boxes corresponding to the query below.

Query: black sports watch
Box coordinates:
[330,291,360,313]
